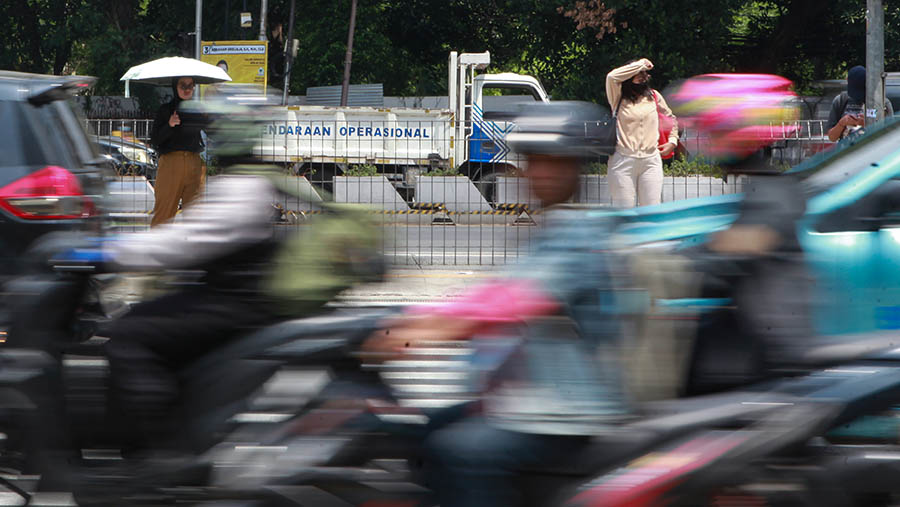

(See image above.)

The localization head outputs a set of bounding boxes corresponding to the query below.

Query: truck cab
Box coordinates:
[467,73,550,171]
[448,52,550,180]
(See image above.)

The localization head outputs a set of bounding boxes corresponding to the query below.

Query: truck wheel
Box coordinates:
[464,163,517,204]
[296,163,338,194]
[319,164,341,194]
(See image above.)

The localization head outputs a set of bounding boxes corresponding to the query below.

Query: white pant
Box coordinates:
[608,151,663,208]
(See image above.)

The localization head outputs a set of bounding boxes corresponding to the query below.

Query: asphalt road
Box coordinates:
[106,176,542,266]
[381,224,536,266]
[108,221,539,267]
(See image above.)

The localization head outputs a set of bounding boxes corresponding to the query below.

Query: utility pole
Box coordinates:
[258,0,268,41]
[281,0,296,105]
[243,0,249,38]
[340,0,358,106]
[224,0,230,39]
[866,0,885,126]
[195,0,202,59]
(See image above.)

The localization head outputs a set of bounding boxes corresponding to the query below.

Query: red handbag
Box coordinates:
[653,90,677,159]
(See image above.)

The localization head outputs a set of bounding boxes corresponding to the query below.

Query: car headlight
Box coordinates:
[132,149,149,164]
[614,238,682,255]
[633,240,681,251]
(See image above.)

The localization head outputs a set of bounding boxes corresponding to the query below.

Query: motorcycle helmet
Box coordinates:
[666,74,800,170]
[506,101,611,160]
[177,88,280,166]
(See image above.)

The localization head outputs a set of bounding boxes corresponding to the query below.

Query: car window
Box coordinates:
[56,100,99,163]
[0,101,41,167]
[18,102,78,169]
[31,103,83,169]
[866,179,900,222]
[799,118,900,195]
[815,178,900,232]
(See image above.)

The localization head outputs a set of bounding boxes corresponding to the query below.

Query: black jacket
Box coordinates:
[150,91,205,154]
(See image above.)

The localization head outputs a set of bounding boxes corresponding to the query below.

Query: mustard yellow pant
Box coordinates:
[151,151,205,227]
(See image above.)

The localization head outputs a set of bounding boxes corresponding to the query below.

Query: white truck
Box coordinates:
[254,51,550,191]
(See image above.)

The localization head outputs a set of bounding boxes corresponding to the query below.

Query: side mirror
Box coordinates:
[860,214,900,229]
[86,155,115,167]
[86,155,119,177]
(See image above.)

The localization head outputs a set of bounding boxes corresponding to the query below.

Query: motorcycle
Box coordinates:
[564,343,900,506]
[0,233,396,505]
[211,326,900,507]
[7,237,900,506]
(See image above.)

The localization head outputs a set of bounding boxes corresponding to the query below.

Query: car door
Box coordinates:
[800,130,900,335]
[51,100,107,196]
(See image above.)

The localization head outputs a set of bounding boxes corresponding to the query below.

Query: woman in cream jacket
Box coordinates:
[606,58,678,207]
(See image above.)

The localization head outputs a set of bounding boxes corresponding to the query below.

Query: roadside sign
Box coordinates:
[199,40,268,96]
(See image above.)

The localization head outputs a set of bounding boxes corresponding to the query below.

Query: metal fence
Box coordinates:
[85,119,157,230]
[677,119,833,167]
[85,118,833,266]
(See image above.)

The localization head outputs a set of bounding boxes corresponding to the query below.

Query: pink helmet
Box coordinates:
[667,74,800,162]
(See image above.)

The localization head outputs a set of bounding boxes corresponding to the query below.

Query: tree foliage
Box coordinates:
[565,0,900,95]
[0,0,95,75]
[1,0,898,115]
[558,1,622,39]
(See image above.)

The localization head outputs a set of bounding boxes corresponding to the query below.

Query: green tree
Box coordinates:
[0,0,94,74]
[280,0,605,101]
[725,0,866,89]
[556,0,744,103]
[559,0,900,95]
[4,0,899,117]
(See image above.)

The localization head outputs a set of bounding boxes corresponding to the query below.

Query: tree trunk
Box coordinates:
[17,0,45,73]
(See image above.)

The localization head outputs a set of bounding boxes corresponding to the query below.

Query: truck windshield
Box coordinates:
[482,84,543,120]
[482,84,544,101]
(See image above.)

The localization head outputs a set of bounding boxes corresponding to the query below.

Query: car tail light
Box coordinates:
[0,166,95,220]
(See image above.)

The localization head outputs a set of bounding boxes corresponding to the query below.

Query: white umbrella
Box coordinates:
[120,56,231,96]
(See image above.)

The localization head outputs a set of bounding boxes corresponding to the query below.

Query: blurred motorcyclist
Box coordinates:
[103,98,382,450]
[651,74,815,395]
[670,151,814,397]
[103,101,280,449]
[364,102,633,507]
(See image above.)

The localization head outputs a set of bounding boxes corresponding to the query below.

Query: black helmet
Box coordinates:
[178,89,280,164]
[506,101,611,158]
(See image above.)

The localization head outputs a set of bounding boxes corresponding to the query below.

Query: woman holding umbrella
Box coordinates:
[149,76,205,226]
[121,56,230,226]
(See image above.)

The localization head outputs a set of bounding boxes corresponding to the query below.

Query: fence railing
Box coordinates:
[87,118,154,139]
[87,118,832,265]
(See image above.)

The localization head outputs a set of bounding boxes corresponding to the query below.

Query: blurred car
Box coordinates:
[91,135,158,179]
[0,71,107,278]
[109,125,144,145]
[606,116,900,337]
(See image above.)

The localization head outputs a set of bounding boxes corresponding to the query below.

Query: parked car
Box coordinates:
[608,116,900,337]
[91,135,158,180]
[0,71,107,277]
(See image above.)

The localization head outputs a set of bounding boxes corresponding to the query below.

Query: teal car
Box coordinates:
[599,117,900,338]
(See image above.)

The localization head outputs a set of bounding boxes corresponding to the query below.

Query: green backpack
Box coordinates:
[259,171,385,316]
[265,203,385,316]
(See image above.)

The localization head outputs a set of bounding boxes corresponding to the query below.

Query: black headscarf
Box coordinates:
[170,77,187,107]
[150,77,203,153]
[619,58,652,103]
[621,75,652,103]
[847,65,866,102]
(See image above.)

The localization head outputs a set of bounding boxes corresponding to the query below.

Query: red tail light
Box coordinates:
[0,166,94,220]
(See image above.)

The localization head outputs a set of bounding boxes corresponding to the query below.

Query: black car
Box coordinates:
[0,71,108,277]
[91,135,158,180]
